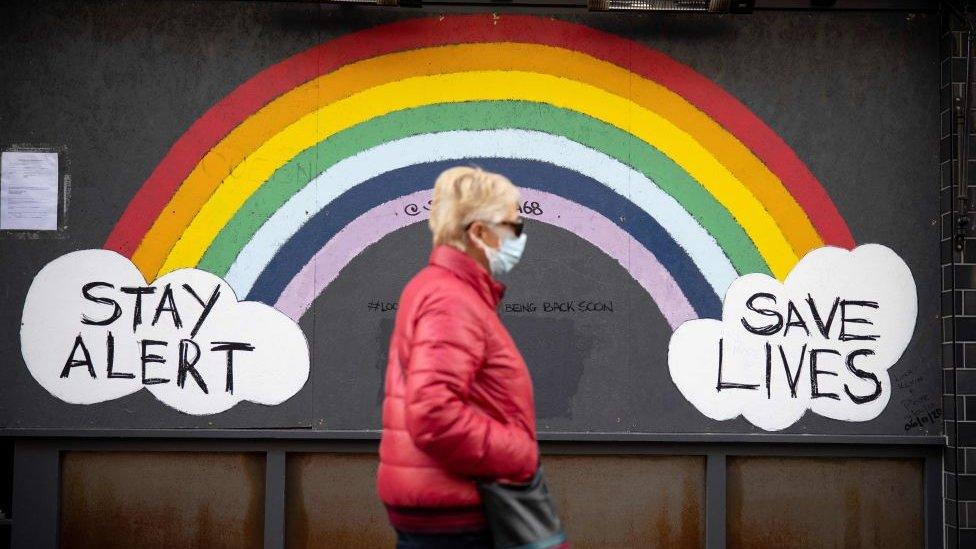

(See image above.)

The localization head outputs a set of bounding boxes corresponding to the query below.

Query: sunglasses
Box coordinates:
[466,218,524,238]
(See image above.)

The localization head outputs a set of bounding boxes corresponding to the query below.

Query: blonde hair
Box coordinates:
[428,166,520,249]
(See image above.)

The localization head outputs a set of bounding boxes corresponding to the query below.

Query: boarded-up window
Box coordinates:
[60,452,264,549]
[727,456,923,549]
[285,453,393,548]
[285,453,705,549]
[545,455,705,548]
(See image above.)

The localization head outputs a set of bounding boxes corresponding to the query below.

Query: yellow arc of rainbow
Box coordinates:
[131,43,822,281]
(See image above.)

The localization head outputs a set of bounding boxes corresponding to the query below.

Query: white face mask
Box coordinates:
[471,225,528,277]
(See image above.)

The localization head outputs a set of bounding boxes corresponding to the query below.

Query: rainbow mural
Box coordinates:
[104,14,854,329]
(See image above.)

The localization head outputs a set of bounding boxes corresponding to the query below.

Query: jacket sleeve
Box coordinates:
[403,293,537,481]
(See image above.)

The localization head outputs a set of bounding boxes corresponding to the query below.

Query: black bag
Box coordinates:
[477,466,567,549]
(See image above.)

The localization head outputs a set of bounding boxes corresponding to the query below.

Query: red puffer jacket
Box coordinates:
[377,245,538,533]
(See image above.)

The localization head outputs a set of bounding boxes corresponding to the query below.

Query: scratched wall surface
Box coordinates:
[0,0,939,435]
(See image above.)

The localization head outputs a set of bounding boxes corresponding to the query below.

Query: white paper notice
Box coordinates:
[1,151,59,231]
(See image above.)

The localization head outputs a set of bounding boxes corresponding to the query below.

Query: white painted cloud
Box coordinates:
[20,249,310,415]
[668,244,917,431]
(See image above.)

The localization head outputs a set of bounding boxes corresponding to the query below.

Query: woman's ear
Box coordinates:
[467,221,486,245]
[463,221,490,269]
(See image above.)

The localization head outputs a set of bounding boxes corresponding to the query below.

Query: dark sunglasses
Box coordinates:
[466,218,524,238]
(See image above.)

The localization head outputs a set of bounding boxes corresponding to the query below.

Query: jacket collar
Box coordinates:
[429,245,505,308]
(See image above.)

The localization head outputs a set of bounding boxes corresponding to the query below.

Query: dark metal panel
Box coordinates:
[726,456,924,549]
[924,453,944,548]
[705,453,726,549]
[13,435,943,463]
[11,440,59,549]
[264,450,285,549]
[59,452,265,549]
[0,439,14,545]
[0,428,947,446]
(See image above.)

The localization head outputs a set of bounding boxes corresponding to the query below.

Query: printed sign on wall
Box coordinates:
[668,245,917,431]
[20,250,310,415]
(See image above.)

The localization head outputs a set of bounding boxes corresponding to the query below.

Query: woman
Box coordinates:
[377,166,538,548]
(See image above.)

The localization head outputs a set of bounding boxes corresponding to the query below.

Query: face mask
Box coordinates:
[473,227,527,277]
